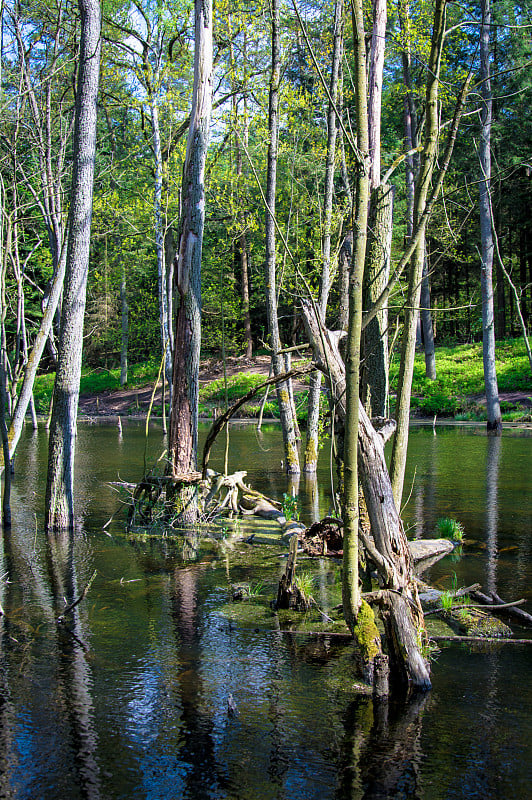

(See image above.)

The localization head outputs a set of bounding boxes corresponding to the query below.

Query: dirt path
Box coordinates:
[78,355,293,417]
[77,354,531,419]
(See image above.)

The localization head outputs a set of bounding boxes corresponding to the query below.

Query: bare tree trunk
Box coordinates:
[362,183,394,417]
[304,0,343,473]
[168,0,212,507]
[390,0,447,509]
[399,0,436,378]
[368,0,386,190]
[301,301,431,690]
[336,231,352,331]
[479,0,502,434]
[342,0,372,632]
[360,0,391,419]
[45,0,101,530]
[420,255,436,379]
[150,89,173,403]
[264,0,300,473]
[120,260,128,386]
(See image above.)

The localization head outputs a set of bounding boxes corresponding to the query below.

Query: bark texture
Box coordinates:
[301,300,431,691]
[168,0,212,493]
[362,183,394,417]
[45,0,101,530]
[479,0,502,434]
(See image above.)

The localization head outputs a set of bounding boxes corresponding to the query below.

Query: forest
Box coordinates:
[0,0,531,697]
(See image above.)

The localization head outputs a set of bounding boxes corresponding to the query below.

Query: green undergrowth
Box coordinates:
[30,337,531,421]
[389,337,532,421]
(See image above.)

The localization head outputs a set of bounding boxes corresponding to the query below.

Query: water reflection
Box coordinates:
[46,530,101,799]
[485,436,501,594]
[0,423,530,799]
[337,692,429,800]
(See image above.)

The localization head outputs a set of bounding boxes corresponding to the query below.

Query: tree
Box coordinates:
[264,0,300,474]
[167,0,213,515]
[390,0,447,508]
[45,0,101,530]
[304,0,343,473]
[479,0,502,434]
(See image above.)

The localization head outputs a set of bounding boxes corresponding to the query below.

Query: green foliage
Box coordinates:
[390,338,532,419]
[281,492,299,522]
[436,517,465,543]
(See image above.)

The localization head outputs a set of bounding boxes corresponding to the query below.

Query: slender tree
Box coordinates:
[45,0,101,530]
[264,0,300,473]
[479,0,502,434]
[390,0,447,508]
[304,0,343,473]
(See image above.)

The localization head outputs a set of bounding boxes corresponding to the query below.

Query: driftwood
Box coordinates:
[301,299,431,691]
[471,589,532,627]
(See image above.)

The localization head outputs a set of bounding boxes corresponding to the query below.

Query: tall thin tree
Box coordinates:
[264,0,300,473]
[45,0,101,530]
[479,0,502,434]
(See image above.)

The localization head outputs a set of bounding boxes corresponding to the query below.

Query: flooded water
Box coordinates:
[1,420,531,799]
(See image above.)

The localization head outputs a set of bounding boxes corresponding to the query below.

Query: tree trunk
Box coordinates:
[120,260,128,386]
[479,0,502,434]
[150,91,173,401]
[342,0,372,633]
[264,0,300,473]
[45,0,101,530]
[301,300,431,690]
[420,255,436,379]
[368,0,387,190]
[336,231,352,331]
[168,0,212,512]
[390,0,447,508]
[362,183,394,417]
[304,0,343,473]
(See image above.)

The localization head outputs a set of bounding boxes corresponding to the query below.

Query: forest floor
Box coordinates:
[78,355,293,417]
[76,353,532,422]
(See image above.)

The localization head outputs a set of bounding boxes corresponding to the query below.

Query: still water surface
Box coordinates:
[1,421,531,799]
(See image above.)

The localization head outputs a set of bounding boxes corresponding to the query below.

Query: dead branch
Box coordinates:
[57,570,97,624]
[201,363,315,476]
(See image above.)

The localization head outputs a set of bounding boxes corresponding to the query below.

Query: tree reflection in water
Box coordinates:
[337,692,429,800]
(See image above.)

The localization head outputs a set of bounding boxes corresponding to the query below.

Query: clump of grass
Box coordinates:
[440,589,455,611]
[294,571,315,597]
[281,492,299,522]
[436,517,465,543]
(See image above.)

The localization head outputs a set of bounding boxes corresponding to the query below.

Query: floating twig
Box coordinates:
[57,570,97,623]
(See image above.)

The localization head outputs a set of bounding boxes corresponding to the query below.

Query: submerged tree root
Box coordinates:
[126,467,305,536]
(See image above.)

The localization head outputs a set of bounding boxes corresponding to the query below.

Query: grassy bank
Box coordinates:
[389,338,532,421]
[31,337,531,423]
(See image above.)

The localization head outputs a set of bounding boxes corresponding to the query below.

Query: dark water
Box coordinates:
[1,421,531,799]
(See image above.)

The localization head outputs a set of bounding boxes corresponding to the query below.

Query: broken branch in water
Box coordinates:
[57,570,97,623]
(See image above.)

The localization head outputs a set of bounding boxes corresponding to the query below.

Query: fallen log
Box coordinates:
[471,589,532,627]
[301,299,431,691]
